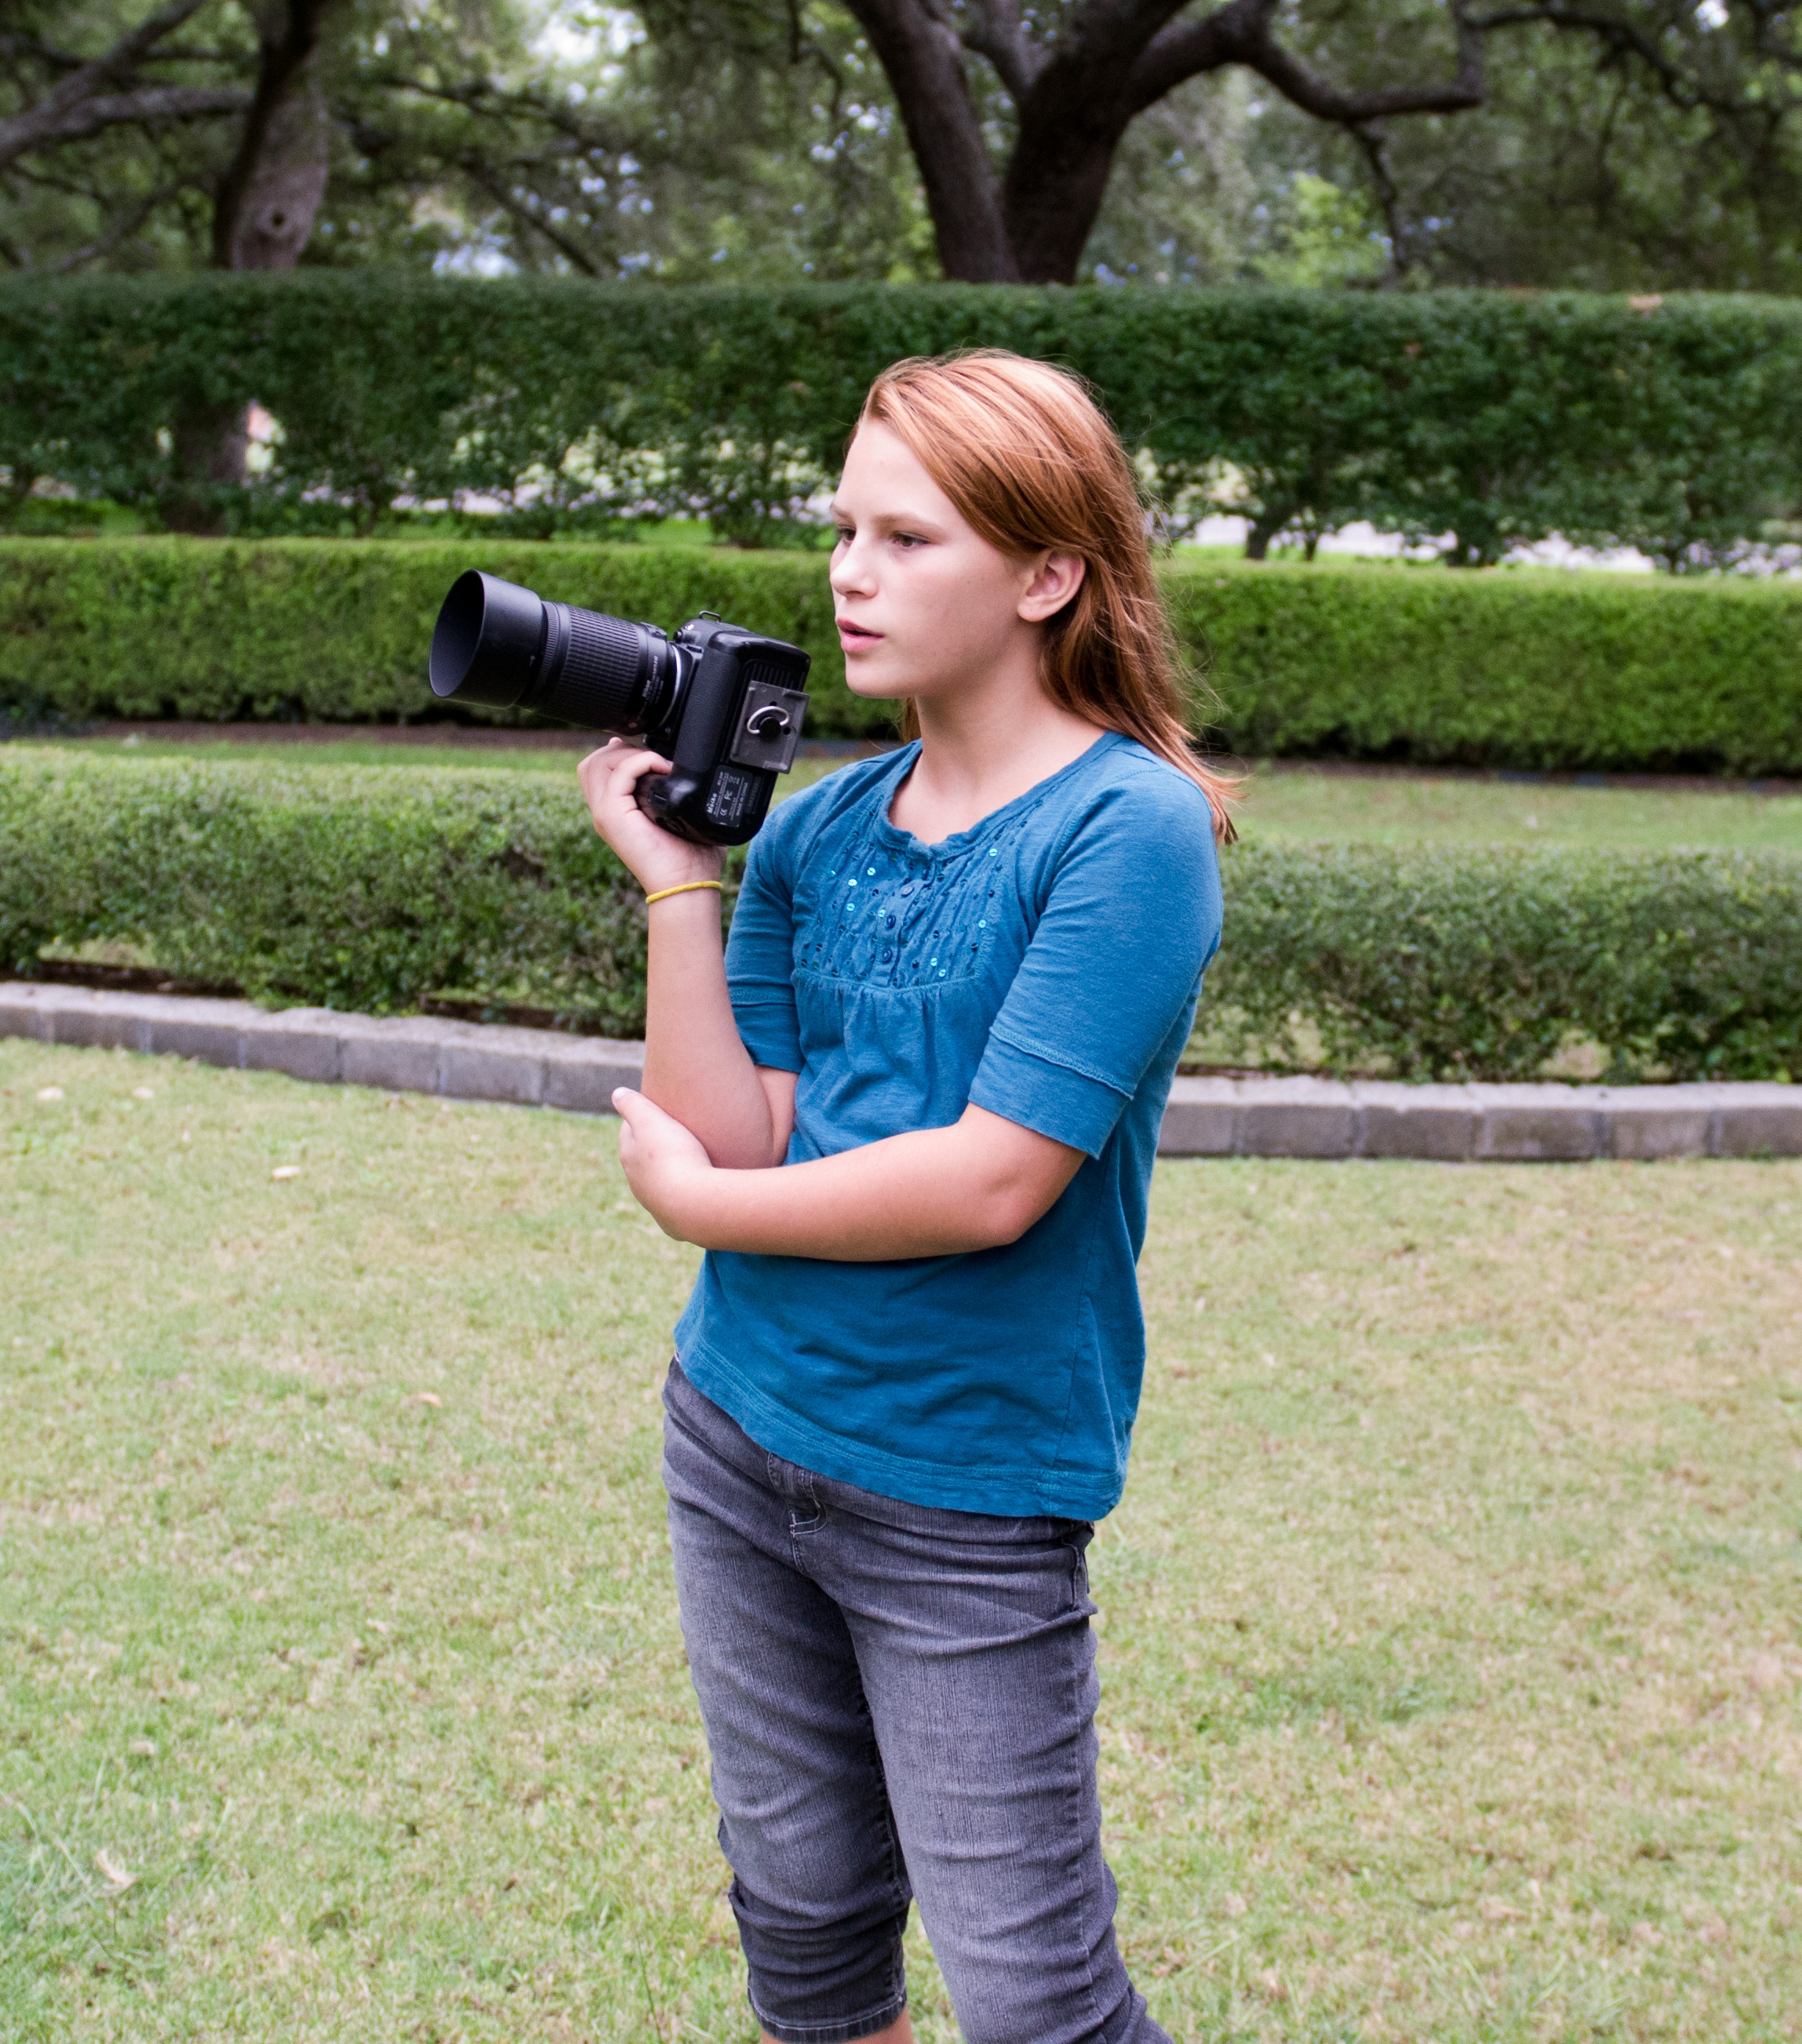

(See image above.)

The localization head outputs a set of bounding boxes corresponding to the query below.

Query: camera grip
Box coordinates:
[634,769,716,846]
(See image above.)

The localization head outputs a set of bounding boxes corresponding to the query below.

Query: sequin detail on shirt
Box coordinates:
[807,812,1027,988]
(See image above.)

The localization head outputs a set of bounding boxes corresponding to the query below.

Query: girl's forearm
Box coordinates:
[661,1112,1081,1262]
[641,891,783,1169]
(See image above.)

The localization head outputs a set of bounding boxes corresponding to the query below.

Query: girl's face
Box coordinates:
[828,421,1082,707]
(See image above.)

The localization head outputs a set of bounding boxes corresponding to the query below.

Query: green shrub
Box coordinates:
[5,750,1798,1081]
[1165,558,1802,775]
[1207,841,1802,1083]
[0,536,886,739]
[2,275,1799,562]
[0,748,685,1036]
[4,538,1800,772]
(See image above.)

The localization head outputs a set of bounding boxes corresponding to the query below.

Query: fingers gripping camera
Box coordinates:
[428,571,812,846]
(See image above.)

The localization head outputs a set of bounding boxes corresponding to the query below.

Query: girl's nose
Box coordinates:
[829,540,875,596]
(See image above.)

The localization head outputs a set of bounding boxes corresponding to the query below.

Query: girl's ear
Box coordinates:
[1017,550,1087,624]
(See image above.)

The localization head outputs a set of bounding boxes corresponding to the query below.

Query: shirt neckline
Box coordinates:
[870,730,1126,860]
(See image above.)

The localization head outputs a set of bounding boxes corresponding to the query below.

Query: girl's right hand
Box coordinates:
[577,739,725,896]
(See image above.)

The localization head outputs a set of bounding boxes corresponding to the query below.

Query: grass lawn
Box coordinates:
[4,1040,1800,2042]
[35,736,1802,853]
[1240,771,1802,855]
[57,736,595,773]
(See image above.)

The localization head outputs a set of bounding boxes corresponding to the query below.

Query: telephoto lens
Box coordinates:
[428,571,679,731]
[426,569,813,848]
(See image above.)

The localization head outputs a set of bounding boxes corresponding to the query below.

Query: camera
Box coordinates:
[428,571,811,846]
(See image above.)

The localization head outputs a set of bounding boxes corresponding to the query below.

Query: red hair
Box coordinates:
[858,351,1238,844]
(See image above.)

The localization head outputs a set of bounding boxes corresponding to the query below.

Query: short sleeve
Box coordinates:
[968,770,1222,1157]
[723,819,804,1073]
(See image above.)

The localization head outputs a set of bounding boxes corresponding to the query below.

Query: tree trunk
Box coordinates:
[167,2,336,525]
[1001,113,1130,284]
[998,27,1158,285]
[1243,507,1289,559]
[839,0,1019,281]
[215,64,329,271]
[837,0,1491,287]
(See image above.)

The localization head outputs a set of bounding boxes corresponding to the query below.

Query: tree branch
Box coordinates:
[0,82,247,169]
[1349,122,1410,280]
[366,71,633,156]
[957,0,1042,100]
[52,179,186,273]
[34,0,217,104]
[1128,0,1487,120]
[0,0,238,171]
[1056,0,1206,78]
[461,159,604,274]
[1120,0,1254,109]
[1469,4,1725,110]
[0,32,88,76]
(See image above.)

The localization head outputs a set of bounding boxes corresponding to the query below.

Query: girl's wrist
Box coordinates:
[632,849,726,899]
[645,877,726,907]
[657,1157,725,1246]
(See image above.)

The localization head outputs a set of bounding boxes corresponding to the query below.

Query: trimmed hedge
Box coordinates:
[4,539,1801,771]
[2,276,1800,562]
[0,537,883,740]
[1212,841,1802,1083]
[5,750,1798,1082]
[0,748,667,1037]
[1166,561,1802,774]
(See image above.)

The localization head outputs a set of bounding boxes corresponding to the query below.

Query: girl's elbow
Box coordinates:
[705,1126,790,1172]
[977,1177,1060,1249]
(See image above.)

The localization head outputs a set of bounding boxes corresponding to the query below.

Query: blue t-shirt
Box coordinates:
[672,731,1223,1520]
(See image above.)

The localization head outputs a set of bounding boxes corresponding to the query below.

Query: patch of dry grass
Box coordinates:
[2,1040,1799,2041]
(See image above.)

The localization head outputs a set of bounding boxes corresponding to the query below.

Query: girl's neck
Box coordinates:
[890,675,1107,846]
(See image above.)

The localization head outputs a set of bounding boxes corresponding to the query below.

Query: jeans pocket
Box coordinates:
[1047,1518,1094,1616]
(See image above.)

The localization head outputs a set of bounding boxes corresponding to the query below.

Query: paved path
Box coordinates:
[4,981,1798,1162]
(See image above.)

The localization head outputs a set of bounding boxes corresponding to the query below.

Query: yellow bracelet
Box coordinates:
[643,880,724,906]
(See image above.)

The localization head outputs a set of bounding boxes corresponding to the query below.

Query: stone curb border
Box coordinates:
[5,980,1800,1162]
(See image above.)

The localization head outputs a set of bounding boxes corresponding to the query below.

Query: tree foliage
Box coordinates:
[0,0,1796,289]
[1253,0,1802,292]
[0,0,934,281]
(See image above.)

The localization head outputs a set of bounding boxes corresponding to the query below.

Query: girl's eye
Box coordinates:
[833,526,854,547]
[892,532,924,550]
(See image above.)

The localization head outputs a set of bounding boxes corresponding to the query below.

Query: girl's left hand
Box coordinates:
[612,1088,715,1238]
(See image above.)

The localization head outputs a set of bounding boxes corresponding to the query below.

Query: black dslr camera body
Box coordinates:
[428,570,810,846]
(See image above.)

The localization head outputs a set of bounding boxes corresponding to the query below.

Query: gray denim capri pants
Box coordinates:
[661,1358,1174,2044]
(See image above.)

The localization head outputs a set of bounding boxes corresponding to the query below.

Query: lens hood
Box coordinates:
[430,570,545,709]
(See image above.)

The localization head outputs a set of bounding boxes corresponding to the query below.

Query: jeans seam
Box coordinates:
[872,1740,908,1924]
[1063,1606,1111,2041]
[858,1673,911,2016]
[1068,1534,1090,1615]
[788,1468,826,1548]
[853,1669,910,1922]
[748,1988,908,2043]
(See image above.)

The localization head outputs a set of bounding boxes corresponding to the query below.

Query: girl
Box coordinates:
[579,351,1232,2044]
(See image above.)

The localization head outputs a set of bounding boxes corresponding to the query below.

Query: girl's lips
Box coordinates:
[836,619,882,645]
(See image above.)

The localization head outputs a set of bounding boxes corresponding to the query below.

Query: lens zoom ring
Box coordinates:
[552,606,651,729]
